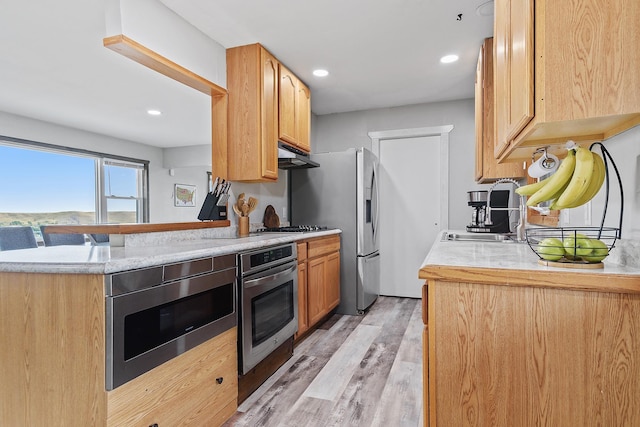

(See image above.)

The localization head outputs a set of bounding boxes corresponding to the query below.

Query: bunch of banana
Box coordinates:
[515,147,605,209]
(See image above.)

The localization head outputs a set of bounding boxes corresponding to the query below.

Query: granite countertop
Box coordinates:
[0,229,341,274]
[419,230,640,293]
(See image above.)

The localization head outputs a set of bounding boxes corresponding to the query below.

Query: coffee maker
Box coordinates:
[466,190,511,233]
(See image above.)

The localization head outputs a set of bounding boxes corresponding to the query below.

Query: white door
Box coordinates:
[377,135,445,298]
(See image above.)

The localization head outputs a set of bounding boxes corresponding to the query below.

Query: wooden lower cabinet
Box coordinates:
[421,282,430,427]
[1,272,107,427]
[0,271,237,427]
[296,242,309,338]
[324,251,340,310]
[422,280,640,426]
[307,256,329,326]
[107,327,237,427]
[295,235,341,340]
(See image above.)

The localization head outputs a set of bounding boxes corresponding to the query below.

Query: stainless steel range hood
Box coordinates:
[278,142,319,169]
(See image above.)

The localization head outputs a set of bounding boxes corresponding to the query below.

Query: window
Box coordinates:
[0,136,148,239]
[102,159,147,223]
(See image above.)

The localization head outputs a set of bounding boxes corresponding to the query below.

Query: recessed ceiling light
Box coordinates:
[440,54,459,64]
[476,0,494,17]
[313,69,329,77]
[147,109,162,116]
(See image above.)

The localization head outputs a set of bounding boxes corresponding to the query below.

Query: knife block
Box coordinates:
[198,193,228,221]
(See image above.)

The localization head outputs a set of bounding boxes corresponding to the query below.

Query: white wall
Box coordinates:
[564,126,640,241]
[314,99,479,230]
[105,0,226,87]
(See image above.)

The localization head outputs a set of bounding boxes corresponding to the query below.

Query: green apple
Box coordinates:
[563,233,594,257]
[537,237,565,261]
[582,239,609,262]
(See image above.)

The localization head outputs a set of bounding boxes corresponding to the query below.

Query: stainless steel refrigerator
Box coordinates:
[290,147,380,315]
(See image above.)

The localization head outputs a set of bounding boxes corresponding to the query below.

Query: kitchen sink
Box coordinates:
[441,231,516,243]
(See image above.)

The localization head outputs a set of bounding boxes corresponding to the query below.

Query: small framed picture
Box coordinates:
[174,184,196,207]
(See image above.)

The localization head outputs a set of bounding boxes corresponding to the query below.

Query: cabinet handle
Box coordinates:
[216,377,224,384]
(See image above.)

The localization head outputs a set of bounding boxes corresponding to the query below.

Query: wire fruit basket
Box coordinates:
[526,227,618,268]
[524,142,624,269]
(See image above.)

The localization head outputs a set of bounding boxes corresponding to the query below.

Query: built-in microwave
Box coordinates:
[105,255,237,390]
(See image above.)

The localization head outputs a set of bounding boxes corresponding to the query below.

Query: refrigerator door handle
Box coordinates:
[371,163,380,244]
[364,252,380,262]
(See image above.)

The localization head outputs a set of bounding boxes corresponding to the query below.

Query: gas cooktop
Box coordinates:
[259,225,328,233]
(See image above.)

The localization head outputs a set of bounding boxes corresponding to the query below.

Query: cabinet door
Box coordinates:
[296,80,311,153]
[494,0,534,158]
[107,328,237,427]
[307,256,326,326]
[296,260,308,338]
[476,38,525,183]
[227,44,278,182]
[278,64,297,146]
[325,251,340,311]
[474,44,485,182]
[261,49,279,180]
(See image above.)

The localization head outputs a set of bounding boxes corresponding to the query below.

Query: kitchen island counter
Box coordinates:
[0,229,341,274]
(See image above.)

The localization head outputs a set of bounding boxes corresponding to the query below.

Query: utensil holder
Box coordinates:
[238,216,249,237]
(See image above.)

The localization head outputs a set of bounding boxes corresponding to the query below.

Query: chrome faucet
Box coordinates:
[485,178,527,242]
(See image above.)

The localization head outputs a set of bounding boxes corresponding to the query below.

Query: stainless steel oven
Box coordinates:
[238,243,298,374]
[105,254,236,390]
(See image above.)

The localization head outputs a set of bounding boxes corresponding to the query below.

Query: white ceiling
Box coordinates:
[0,0,493,148]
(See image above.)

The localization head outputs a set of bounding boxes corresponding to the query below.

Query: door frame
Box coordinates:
[369,125,452,232]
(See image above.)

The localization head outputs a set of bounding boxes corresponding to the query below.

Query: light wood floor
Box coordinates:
[224,296,423,427]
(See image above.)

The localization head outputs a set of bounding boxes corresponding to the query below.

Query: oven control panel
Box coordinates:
[239,243,297,276]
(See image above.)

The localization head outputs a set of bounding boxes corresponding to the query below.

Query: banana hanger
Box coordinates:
[589,142,624,240]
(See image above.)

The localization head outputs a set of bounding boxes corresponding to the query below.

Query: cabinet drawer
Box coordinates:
[307,235,340,258]
[107,327,237,427]
[297,242,307,262]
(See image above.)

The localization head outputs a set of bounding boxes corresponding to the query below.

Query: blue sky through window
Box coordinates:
[0,145,95,212]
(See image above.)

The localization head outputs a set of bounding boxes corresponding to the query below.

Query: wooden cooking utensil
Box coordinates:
[247,197,258,214]
[236,193,245,212]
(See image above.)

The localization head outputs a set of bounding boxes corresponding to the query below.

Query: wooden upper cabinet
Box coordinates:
[226,43,313,181]
[226,43,278,182]
[278,64,312,153]
[475,37,525,183]
[296,80,311,152]
[261,50,279,179]
[493,0,534,160]
[474,47,484,182]
[278,64,297,145]
[494,0,640,163]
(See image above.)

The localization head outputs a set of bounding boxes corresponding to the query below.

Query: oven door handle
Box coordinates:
[243,263,297,289]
